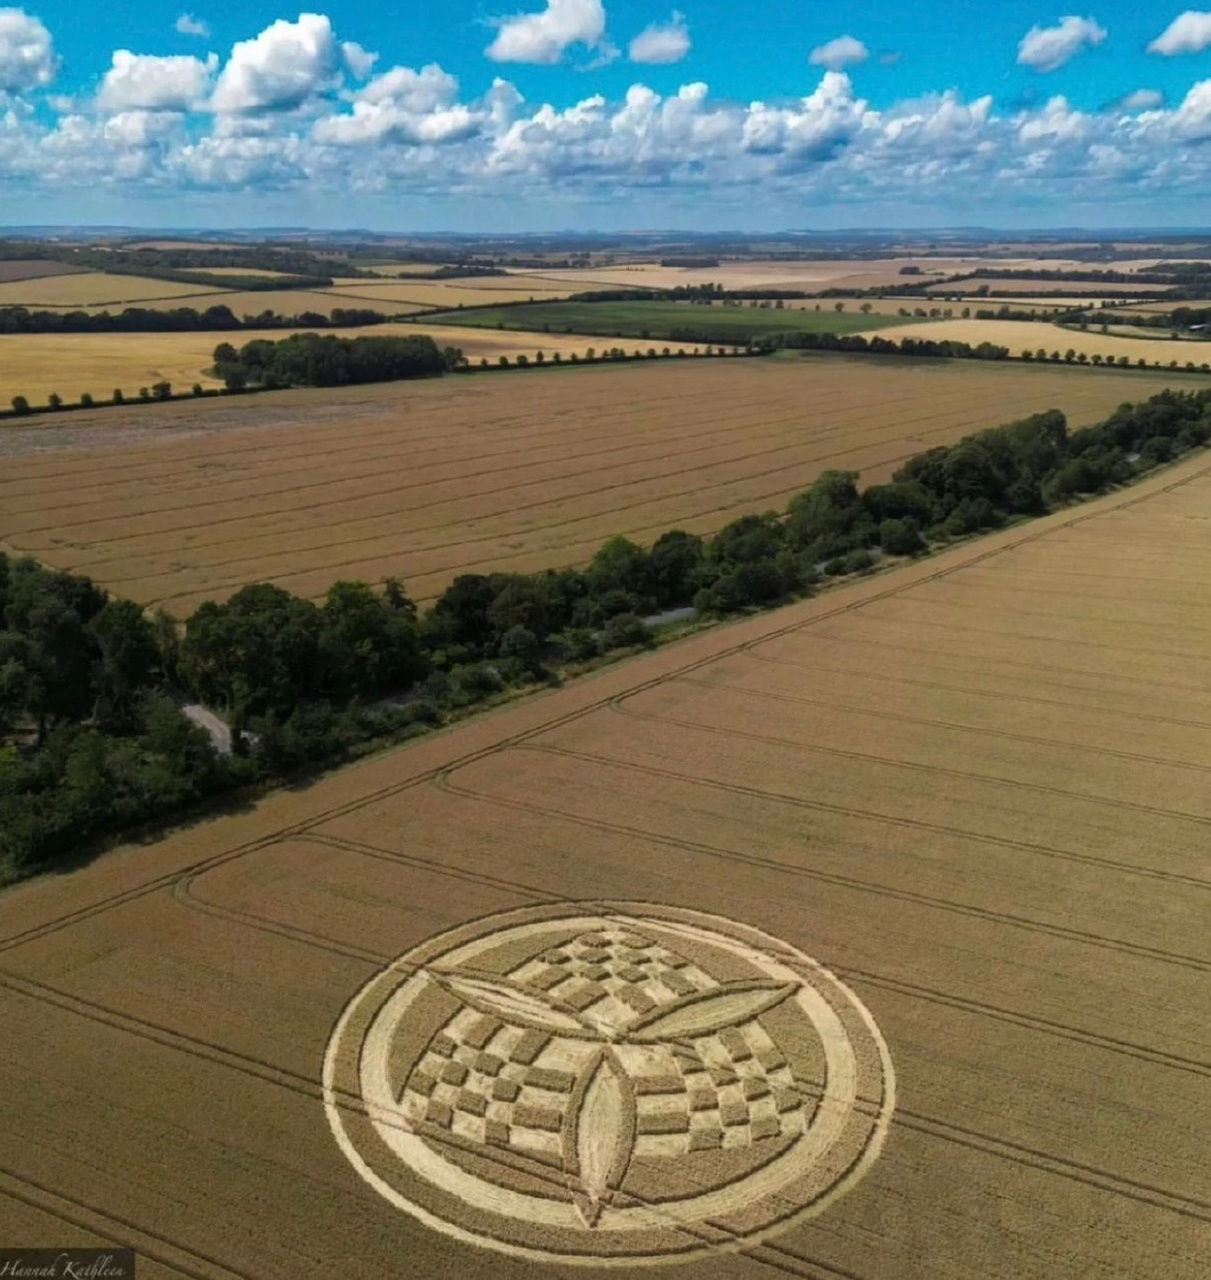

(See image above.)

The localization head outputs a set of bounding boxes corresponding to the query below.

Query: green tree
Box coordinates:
[89,599,158,729]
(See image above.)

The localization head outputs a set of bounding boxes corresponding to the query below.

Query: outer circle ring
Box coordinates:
[322,901,896,1266]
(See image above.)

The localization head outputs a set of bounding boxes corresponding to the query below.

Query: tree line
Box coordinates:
[4,386,1209,878]
[0,241,364,289]
[212,333,453,390]
[0,304,390,335]
[753,330,1013,361]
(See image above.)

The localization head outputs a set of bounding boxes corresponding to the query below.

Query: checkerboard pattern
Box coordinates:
[508,926,720,1031]
[627,1021,807,1156]
[399,1006,599,1165]
[398,926,807,1167]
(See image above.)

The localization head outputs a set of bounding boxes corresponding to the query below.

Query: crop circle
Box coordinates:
[323,902,895,1265]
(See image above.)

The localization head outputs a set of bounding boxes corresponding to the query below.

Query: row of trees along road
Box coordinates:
[4,387,1210,879]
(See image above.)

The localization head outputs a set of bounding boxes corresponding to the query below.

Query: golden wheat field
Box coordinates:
[1,449,1208,1278]
[924,277,1164,296]
[0,355,1199,618]
[327,277,585,306]
[1132,298,1211,314]
[861,317,1211,366]
[0,323,662,405]
[200,267,302,279]
[520,257,1166,293]
[0,271,229,307]
[49,289,425,319]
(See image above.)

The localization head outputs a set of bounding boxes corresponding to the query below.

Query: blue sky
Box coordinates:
[2,0,1211,229]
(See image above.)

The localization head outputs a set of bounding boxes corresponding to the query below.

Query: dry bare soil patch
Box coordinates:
[0,356,1196,617]
[0,452,1208,1277]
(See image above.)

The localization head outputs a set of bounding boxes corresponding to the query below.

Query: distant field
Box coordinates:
[952,295,1122,310]
[0,272,228,307]
[0,323,697,405]
[329,277,585,307]
[1131,298,1211,314]
[0,260,89,284]
[199,267,301,279]
[517,256,1168,294]
[926,277,1167,296]
[207,290,426,318]
[0,354,1199,617]
[422,299,920,342]
[863,317,1211,366]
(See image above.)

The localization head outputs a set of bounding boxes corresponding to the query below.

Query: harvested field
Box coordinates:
[1,450,1209,1277]
[520,257,1165,293]
[0,272,229,307]
[0,355,1199,617]
[859,317,1211,365]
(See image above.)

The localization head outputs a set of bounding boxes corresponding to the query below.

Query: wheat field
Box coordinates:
[861,317,1211,367]
[0,449,1206,1278]
[0,355,1198,617]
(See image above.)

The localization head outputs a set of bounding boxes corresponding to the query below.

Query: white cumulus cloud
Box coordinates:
[98,50,218,112]
[175,13,209,38]
[314,63,483,145]
[629,12,690,64]
[210,12,371,113]
[0,7,55,91]
[486,0,607,64]
[1017,15,1107,72]
[1117,88,1164,110]
[1148,11,1211,55]
[808,35,869,71]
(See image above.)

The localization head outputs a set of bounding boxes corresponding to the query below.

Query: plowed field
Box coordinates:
[0,356,1197,617]
[0,451,1207,1278]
